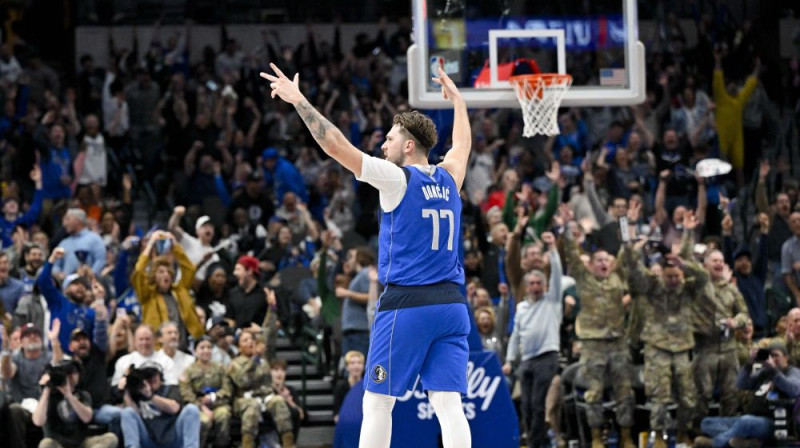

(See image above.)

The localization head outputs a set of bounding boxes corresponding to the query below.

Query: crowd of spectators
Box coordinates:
[0,1,797,448]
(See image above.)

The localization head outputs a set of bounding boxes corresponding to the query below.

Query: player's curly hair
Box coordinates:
[393,111,438,155]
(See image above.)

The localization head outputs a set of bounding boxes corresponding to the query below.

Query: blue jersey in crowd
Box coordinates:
[37,261,95,353]
[378,165,464,288]
[0,189,43,248]
[40,147,73,200]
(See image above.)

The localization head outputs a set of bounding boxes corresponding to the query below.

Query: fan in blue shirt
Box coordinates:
[0,251,26,313]
[38,247,96,354]
[52,209,106,278]
[0,165,44,248]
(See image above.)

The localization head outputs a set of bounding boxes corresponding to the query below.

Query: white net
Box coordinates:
[510,74,573,137]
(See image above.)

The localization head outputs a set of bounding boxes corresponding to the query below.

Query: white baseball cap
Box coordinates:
[195,216,212,232]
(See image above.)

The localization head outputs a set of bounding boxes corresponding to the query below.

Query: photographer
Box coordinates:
[695,343,800,448]
[120,363,200,448]
[32,360,117,448]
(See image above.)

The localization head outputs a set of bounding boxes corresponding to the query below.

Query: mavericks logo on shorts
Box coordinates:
[371,365,388,384]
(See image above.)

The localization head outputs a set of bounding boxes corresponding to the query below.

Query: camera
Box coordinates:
[125,364,163,402]
[755,348,771,362]
[45,360,81,388]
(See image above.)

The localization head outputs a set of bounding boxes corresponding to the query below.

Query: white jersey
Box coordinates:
[78,134,107,186]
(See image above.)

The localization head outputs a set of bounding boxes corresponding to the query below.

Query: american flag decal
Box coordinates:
[600,68,626,86]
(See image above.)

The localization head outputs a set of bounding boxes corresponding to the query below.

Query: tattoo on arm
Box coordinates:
[297,100,333,143]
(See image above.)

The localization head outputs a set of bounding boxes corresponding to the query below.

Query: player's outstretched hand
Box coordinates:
[431,66,463,104]
[260,63,304,106]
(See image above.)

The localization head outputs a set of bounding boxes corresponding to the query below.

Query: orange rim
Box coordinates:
[509,73,573,87]
[509,73,572,100]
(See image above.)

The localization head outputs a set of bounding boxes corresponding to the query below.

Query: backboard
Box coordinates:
[407,0,646,109]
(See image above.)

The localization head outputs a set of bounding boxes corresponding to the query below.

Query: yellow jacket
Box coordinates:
[132,243,204,339]
[712,69,757,141]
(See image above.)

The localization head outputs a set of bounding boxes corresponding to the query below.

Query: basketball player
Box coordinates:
[262,64,472,448]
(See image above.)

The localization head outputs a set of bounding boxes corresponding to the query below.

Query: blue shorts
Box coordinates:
[364,284,470,397]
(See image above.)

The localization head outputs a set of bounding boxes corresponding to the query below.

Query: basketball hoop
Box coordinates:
[509,74,573,137]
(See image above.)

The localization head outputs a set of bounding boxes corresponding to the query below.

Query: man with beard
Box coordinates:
[39,247,96,353]
[65,291,120,427]
[9,243,50,328]
[1,323,51,448]
[0,250,26,315]
[264,64,471,448]
[15,243,46,291]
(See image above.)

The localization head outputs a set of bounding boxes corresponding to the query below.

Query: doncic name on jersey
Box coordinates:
[421,184,450,201]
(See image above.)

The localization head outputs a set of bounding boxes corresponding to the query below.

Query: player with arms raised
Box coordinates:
[261,64,472,448]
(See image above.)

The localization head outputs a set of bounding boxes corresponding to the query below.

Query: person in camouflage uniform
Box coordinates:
[758,308,800,366]
[224,290,294,448]
[623,226,709,447]
[563,231,635,448]
[735,318,756,411]
[179,336,231,448]
[735,318,756,367]
[679,213,750,421]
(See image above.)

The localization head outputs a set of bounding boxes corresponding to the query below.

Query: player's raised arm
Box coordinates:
[434,66,471,191]
[261,63,363,177]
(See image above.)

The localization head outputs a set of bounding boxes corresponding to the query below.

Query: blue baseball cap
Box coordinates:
[261,147,279,160]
